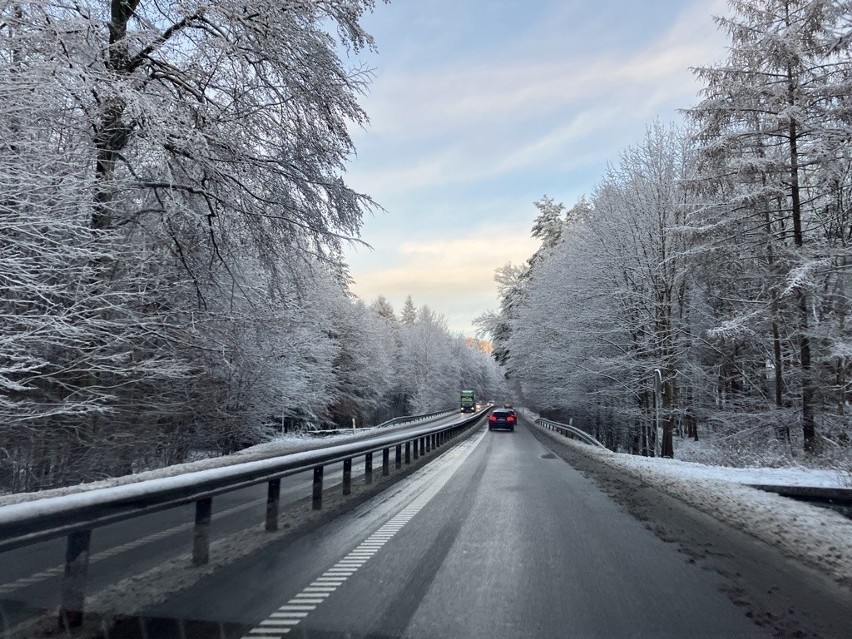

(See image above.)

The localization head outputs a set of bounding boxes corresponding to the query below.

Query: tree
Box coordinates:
[530,196,566,251]
[686,0,852,451]
[400,295,417,325]
[508,124,696,456]
[0,0,385,489]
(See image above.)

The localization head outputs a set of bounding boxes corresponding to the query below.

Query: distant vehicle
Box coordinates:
[488,408,516,432]
[503,401,513,409]
[460,389,476,413]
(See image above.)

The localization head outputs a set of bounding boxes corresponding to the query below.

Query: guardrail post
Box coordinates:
[365,452,373,483]
[405,441,411,463]
[192,497,213,566]
[420,437,425,457]
[266,479,281,531]
[382,448,390,476]
[413,438,419,460]
[343,458,352,495]
[395,444,402,469]
[425,434,431,453]
[58,529,91,629]
[313,466,324,509]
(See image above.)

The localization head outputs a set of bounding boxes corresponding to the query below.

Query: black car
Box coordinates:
[488,408,516,432]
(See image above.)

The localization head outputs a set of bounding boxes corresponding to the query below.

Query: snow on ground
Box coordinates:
[0,412,456,508]
[532,422,852,588]
[598,450,847,488]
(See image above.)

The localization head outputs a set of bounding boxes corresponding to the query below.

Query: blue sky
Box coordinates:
[343,0,729,334]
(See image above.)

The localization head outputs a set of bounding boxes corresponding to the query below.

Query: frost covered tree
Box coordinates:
[400,295,417,326]
[393,300,505,413]
[0,0,385,489]
[493,1,852,464]
[686,0,852,451]
[507,124,696,456]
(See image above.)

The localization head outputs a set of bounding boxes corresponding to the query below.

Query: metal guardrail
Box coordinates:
[0,408,488,629]
[535,418,607,448]
[750,484,852,505]
[308,407,457,436]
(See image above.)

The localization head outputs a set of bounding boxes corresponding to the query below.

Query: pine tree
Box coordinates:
[400,295,417,325]
[686,0,852,452]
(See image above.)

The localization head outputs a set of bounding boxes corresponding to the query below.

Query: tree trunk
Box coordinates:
[787,64,816,452]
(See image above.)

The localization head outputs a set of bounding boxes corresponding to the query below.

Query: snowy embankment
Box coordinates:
[601,449,847,488]
[0,415,451,508]
[533,421,852,588]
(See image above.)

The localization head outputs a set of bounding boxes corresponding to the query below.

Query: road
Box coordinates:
[82,416,852,639]
[0,413,460,636]
[7,415,852,638]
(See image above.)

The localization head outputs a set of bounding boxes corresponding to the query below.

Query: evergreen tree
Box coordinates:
[687,0,852,451]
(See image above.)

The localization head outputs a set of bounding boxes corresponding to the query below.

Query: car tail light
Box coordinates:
[488,415,497,422]
[508,414,515,422]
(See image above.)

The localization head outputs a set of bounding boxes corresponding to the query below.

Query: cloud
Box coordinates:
[344,0,733,333]
[349,0,729,197]
[357,1,727,138]
[348,223,542,334]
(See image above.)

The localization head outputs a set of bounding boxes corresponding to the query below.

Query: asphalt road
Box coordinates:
[94,419,793,639]
[0,413,461,635]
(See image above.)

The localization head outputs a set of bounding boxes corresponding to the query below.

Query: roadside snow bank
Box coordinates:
[598,451,846,488]
[541,429,852,588]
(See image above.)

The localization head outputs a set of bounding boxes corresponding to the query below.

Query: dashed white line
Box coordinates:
[239,429,486,639]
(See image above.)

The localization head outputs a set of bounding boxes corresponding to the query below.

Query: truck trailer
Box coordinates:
[460,389,476,413]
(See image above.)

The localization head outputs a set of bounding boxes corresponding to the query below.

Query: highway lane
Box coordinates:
[103,420,778,639]
[0,412,463,633]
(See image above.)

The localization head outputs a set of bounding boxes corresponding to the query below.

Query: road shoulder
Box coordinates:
[525,416,852,639]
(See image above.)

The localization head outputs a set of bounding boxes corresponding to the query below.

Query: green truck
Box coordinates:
[460,389,476,413]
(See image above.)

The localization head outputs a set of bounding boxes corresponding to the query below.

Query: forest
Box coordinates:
[0,0,504,493]
[478,0,851,467]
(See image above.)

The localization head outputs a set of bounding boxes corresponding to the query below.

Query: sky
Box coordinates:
[343,0,730,335]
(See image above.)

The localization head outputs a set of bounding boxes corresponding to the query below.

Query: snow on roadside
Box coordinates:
[594,451,846,488]
[0,414,453,508]
[538,427,852,588]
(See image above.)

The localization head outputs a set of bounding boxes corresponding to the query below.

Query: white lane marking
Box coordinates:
[240,428,487,639]
[0,460,382,594]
